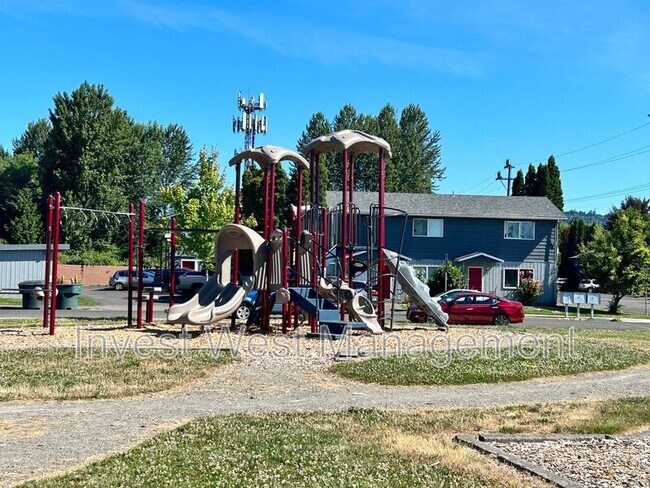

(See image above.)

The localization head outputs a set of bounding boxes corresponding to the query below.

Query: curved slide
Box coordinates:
[167,223,265,327]
[167,275,253,326]
[383,249,449,330]
[317,277,383,334]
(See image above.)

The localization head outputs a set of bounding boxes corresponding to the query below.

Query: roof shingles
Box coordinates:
[325,192,565,221]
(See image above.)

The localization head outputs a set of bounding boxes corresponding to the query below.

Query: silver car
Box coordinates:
[109,270,154,290]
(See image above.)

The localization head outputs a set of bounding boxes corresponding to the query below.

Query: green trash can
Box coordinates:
[18,280,46,310]
[56,284,83,310]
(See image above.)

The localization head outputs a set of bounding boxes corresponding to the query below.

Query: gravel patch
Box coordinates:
[495,434,650,488]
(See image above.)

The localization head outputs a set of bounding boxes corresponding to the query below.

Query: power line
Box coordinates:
[561,145,650,173]
[565,181,650,203]
[523,121,650,165]
[458,175,493,193]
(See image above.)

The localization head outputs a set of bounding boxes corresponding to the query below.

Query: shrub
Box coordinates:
[427,262,468,296]
[515,278,542,305]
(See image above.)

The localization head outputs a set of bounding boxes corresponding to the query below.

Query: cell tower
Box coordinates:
[232,91,268,152]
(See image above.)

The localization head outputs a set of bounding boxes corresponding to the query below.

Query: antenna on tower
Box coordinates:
[233,91,268,167]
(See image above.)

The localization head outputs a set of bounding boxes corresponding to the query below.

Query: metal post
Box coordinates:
[281,230,289,333]
[49,192,61,335]
[170,216,176,307]
[377,148,386,328]
[136,200,145,329]
[127,203,135,327]
[43,195,54,330]
[348,154,355,287]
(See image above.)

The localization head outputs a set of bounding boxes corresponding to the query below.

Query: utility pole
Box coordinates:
[496,159,515,196]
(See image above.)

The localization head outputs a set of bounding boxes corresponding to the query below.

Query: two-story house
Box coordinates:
[326,192,566,305]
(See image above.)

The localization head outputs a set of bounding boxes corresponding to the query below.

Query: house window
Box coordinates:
[503,268,534,289]
[504,221,535,240]
[413,265,440,283]
[413,218,443,237]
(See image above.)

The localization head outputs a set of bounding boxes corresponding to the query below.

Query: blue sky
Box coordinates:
[1,0,649,213]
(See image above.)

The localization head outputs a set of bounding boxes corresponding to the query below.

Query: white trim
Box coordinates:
[468,266,483,291]
[412,218,444,238]
[502,267,535,289]
[455,252,504,263]
[504,221,535,240]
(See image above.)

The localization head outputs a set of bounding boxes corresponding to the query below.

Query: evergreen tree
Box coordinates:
[511,169,525,196]
[376,104,400,192]
[12,118,51,160]
[534,163,548,197]
[524,164,537,195]
[393,104,444,193]
[545,155,564,210]
[293,112,332,205]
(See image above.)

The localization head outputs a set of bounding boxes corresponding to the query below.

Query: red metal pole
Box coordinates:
[169,216,176,307]
[281,230,289,333]
[310,236,318,333]
[310,150,316,206]
[296,165,303,239]
[341,150,348,283]
[146,291,154,323]
[348,155,355,287]
[127,203,134,327]
[136,200,145,329]
[378,149,387,328]
[42,195,53,329]
[49,192,61,335]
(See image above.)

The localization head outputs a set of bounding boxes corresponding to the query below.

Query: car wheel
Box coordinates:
[493,314,510,325]
[235,303,252,320]
[114,282,125,291]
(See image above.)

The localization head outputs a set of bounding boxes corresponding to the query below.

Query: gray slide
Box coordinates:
[167,275,253,326]
[167,223,266,327]
[383,249,449,330]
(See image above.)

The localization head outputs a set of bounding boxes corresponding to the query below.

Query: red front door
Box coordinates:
[468,267,483,291]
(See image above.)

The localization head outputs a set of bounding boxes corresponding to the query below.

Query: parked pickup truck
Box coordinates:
[176,270,210,294]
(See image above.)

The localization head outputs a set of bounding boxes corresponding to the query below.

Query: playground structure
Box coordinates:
[167,131,449,336]
[41,130,448,336]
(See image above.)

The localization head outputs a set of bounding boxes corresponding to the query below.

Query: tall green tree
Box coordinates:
[292,111,332,205]
[161,148,235,269]
[511,169,525,196]
[534,163,548,197]
[580,207,650,312]
[524,164,537,195]
[376,104,400,192]
[392,104,443,193]
[545,155,564,210]
[0,153,42,243]
[12,118,51,160]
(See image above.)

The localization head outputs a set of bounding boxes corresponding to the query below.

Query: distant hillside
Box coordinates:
[564,210,606,225]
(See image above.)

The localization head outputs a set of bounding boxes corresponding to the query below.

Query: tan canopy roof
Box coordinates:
[228,145,309,170]
[304,130,392,158]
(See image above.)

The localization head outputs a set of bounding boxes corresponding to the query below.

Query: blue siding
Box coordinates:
[383,217,556,264]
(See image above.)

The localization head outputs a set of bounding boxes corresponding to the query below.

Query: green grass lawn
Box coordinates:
[331,339,650,386]
[20,398,650,488]
[0,349,231,401]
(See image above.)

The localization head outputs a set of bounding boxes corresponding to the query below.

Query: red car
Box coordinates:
[407,293,525,325]
[439,293,524,325]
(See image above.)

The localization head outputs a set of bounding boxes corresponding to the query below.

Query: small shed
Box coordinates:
[0,244,70,294]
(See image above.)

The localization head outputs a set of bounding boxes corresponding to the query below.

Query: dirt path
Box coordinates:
[1,357,649,487]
